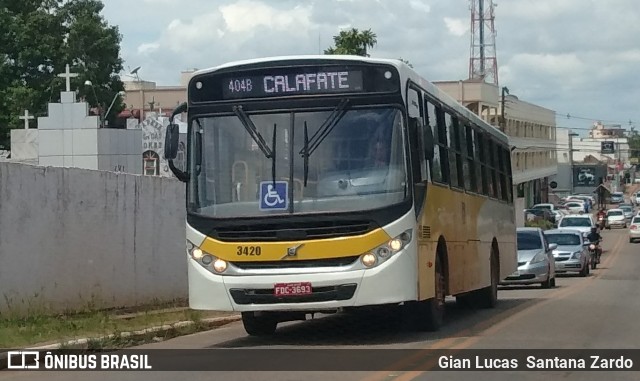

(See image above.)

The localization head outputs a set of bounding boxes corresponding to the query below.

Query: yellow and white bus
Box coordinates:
[164,55,517,336]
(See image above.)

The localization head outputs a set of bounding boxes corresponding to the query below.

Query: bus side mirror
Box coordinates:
[164,123,179,160]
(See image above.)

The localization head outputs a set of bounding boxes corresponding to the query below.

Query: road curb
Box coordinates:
[0,314,241,370]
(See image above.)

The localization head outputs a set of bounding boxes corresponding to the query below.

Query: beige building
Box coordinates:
[435,80,558,226]
[118,70,195,122]
[589,121,625,139]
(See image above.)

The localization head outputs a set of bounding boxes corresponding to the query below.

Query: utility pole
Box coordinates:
[500,86,509,132]
[568,131,578,196]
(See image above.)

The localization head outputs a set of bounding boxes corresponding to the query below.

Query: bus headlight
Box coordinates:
[192,248,204,260]
[361,253,377,267]
[188,242,228,274]
[213,259,228,273]
[361,229,412,268]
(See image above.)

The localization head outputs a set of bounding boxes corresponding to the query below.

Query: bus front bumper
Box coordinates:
[187,251,418,312]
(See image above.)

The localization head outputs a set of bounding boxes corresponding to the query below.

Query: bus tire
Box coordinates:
[408,254,445,331]
[474,248,499,309]
[241,312,277,336]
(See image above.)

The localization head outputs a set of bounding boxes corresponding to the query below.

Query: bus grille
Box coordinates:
[213,220,374,242]
[231,256,360,270]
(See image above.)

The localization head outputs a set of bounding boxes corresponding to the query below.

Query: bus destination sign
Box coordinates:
[221,70,363,99]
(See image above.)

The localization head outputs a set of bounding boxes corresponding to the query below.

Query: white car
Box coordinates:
[634,192,640,205]
[629,216,640,243]
[563,201,585,214]
[606,209,627,229]
[557,214,596,237]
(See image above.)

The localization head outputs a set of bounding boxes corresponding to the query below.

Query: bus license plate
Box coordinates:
[274,282,312,296]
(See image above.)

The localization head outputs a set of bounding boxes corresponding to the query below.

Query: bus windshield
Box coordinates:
[188,106,408,218]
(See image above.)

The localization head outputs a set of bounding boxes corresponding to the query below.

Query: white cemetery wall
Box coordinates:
[96,129,143,174]
[0,161,187,315]
[126,118,140,130]
[10,130,39,163]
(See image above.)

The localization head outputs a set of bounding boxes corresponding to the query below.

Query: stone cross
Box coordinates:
[58,64,78,92]
[18,109,34,129]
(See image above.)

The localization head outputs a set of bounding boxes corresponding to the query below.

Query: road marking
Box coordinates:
[362,232,624,381]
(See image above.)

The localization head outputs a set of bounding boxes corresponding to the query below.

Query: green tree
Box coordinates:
[0,0,124,149]
[324,28,377,57]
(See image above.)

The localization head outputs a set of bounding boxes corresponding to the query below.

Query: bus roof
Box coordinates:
[191,55,509,143]
[191,54,405,76]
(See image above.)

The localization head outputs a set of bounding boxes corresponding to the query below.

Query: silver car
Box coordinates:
[619,205,634,220]
[544,229,590,277]
[501,227,557,288]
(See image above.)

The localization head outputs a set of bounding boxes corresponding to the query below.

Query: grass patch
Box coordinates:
[85,322,221,350]
[0,308,237,348]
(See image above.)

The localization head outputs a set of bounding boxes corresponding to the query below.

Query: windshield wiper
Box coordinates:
[271,123,277,187]
[233,105,278,185]
[299,98,350,158]
[303,121,309,186]
[233,105,273,159]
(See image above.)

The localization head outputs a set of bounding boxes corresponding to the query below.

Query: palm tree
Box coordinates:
[324,28,377,57]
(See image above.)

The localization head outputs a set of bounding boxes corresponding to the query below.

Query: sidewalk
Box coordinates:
[0,311,241,370]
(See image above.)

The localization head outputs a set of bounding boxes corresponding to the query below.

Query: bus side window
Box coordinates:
[425,100,444,184]
[464,124,477,192]
[407,88,427,183]
[485,137,497,198]
[435,104,450,184]
[503,147,513,202]
[475,130,489,195]
[445,112,460,188]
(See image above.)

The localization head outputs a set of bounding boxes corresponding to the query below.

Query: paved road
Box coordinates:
[2,225,639,380]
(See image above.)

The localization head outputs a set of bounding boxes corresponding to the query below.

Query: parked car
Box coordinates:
[606,208,627,229]
[557,214,596,237]
[501,227,556,288]
[610,192,624,204]
[634,192,640,205]
[629,216,640,243]
[563,201,585,214]
[567,195,593,212]
[524,208,555,225]
[532,203,564,224]
[544,229,590,277]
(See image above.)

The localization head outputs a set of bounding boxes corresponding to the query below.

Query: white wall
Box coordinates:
[0,161,187,315]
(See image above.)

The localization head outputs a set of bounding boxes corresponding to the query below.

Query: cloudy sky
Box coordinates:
[101,0,640,135]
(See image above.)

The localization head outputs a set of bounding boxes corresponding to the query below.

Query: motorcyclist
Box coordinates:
[586,226,602,263]
[596,207,607,228]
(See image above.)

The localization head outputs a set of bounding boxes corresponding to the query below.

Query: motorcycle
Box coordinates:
[597,215,606,230]
[588,240,602,269]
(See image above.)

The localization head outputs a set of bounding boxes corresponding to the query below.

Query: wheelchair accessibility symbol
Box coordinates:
[260,181,288,210]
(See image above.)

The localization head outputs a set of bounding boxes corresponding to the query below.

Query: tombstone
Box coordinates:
[138,113,187,177]
[37,64,142,173]
[10,109,39,164]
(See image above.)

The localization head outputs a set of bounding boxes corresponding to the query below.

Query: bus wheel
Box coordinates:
[474,250,499,309]
[241,312,277,336]
[408,255,445,331]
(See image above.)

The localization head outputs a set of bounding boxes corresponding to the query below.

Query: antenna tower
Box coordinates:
[469,0,499,86]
